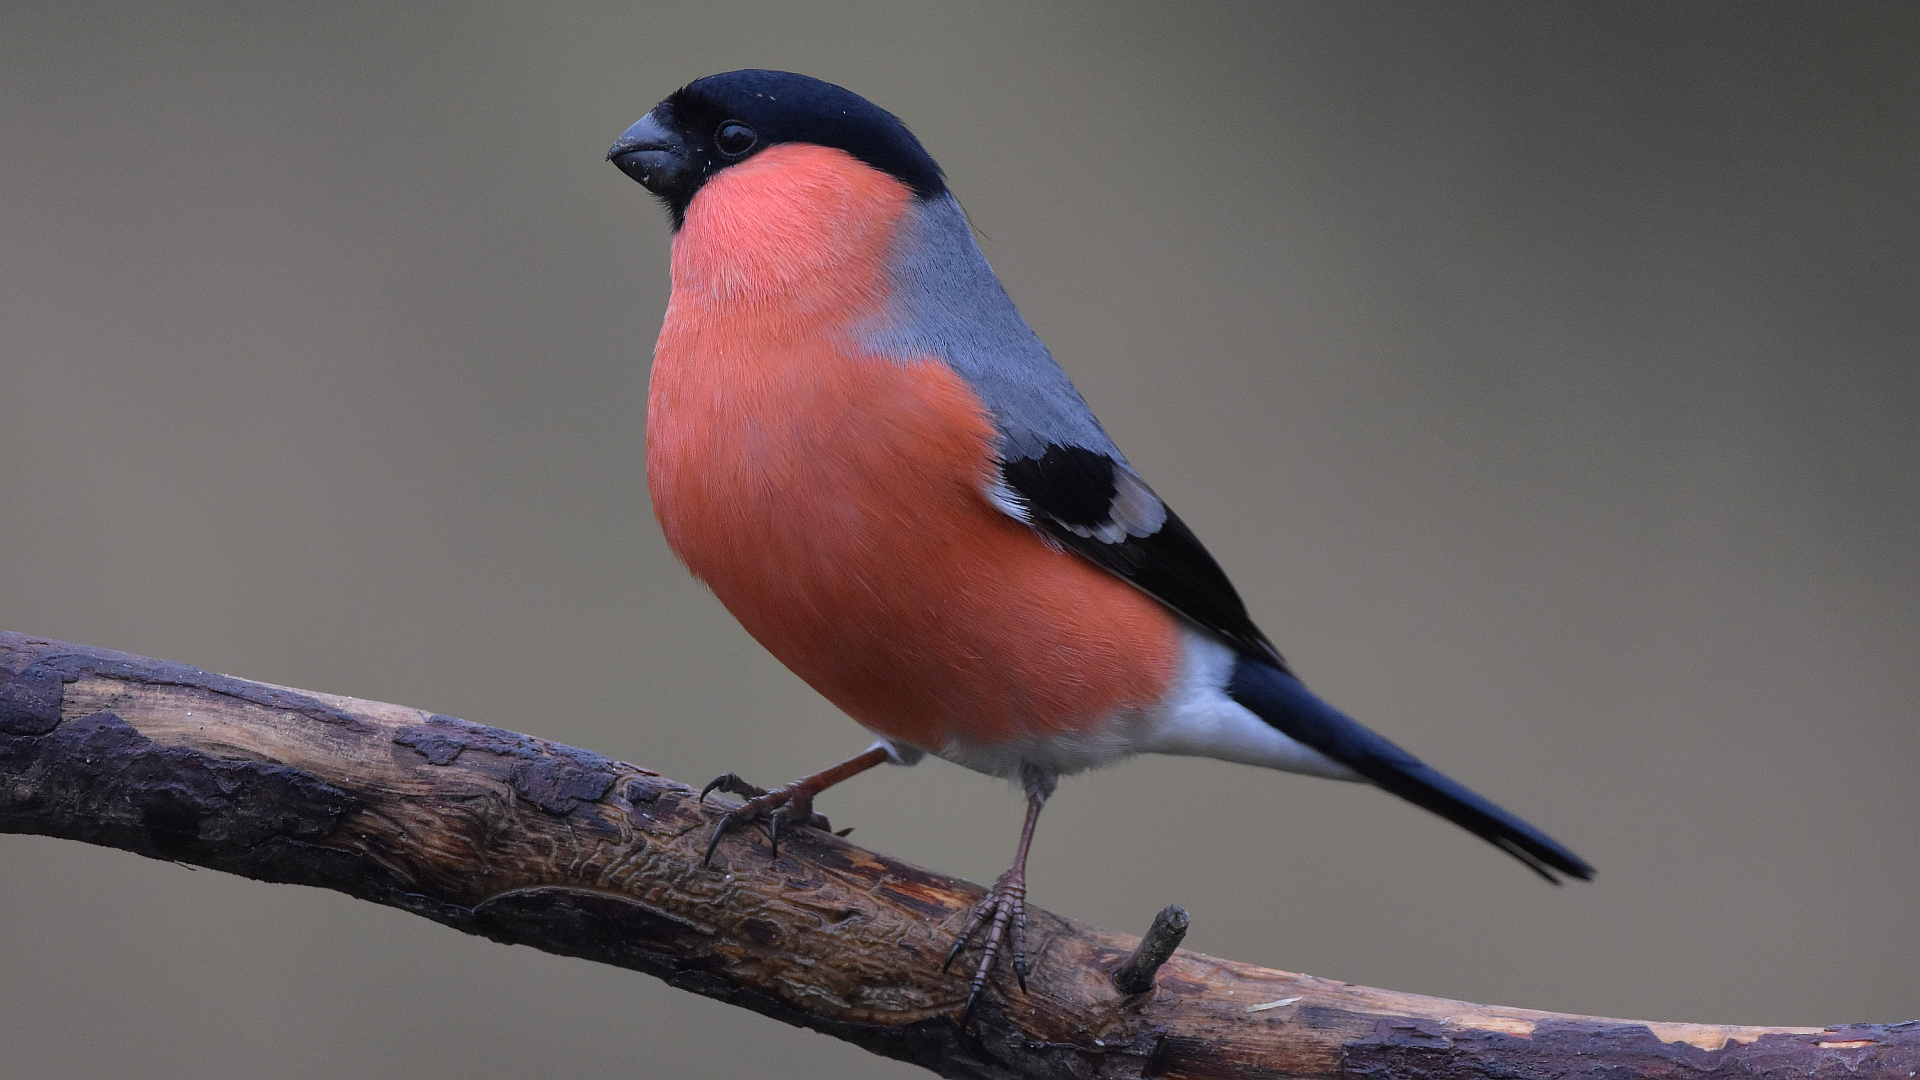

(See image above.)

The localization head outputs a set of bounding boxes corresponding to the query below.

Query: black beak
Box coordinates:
[608,110,688,196]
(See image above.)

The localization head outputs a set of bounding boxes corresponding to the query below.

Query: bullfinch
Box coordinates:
[607,69,1592,1020]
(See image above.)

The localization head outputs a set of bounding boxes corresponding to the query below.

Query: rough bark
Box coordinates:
[1,631,1912,1079]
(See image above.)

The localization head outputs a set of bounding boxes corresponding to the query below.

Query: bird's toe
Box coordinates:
[699,777,839,864]
[946,869,1031,1026]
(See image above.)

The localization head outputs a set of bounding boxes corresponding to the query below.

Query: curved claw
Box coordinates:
[702,809,742,866]
[959,986,985,1031]
[701,772,768,803]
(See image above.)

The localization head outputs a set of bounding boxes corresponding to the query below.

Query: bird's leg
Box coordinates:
[699,745,891,865]
[945,786,1048,1025]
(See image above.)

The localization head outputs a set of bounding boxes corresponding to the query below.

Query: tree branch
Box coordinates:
[1,631,1911,1078]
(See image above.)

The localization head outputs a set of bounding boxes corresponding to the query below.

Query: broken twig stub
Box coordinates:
[1111,903,1190,995]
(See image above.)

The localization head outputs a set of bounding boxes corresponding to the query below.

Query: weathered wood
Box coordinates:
[1113,905,1189,996]
[1,631,1912,1079]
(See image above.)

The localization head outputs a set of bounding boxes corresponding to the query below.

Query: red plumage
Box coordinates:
[648,144,1179,754]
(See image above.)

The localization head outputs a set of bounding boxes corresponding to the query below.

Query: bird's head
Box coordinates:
[607,69,946,229]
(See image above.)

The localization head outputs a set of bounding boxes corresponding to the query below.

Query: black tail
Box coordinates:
[1226,656,1594,883]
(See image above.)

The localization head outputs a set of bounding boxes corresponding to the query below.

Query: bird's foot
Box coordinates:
[943,865,1029,1025]
[698,772,834,865]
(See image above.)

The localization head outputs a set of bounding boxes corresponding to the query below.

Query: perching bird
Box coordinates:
[607,69,1593,1019]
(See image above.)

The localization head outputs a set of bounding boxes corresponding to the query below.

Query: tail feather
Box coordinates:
[1226,657,1594,883]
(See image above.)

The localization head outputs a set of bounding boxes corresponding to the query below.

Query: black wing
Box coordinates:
[999,444,1289,672]
[1001,445,1596,883]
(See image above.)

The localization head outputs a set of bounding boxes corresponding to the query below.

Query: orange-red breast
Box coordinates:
[608,70,1592,1019]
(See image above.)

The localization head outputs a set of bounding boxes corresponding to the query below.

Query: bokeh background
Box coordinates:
[3,2,1915,1076]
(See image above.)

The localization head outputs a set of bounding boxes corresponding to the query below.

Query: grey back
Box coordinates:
[856,194,1122,463]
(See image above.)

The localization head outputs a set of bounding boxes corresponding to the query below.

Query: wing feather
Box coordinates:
[999,444,1289,672]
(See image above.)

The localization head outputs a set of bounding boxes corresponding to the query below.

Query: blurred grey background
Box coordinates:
[2,2,1915,1076]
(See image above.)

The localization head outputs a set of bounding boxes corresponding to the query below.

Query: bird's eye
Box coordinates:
[715,121,757,157]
